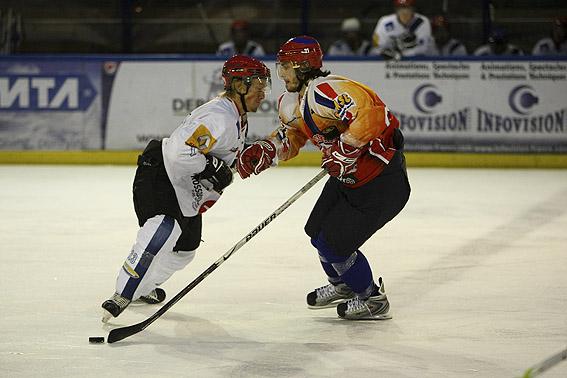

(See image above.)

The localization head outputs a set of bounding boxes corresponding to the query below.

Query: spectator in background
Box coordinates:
[371,0,433,60]
[532,17,567,55]
[217,19,265,57]
[428,15,467,56]
[327,17,373,56]
[474,28,523,56]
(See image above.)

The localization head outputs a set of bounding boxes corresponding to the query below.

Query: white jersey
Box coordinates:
[532,37,567,55]
[429,38,468,56]
[372,13,433,57]
[473,43,524,56]
[327,39,374,56]
[216,40,265,57]
[162,96,247,217]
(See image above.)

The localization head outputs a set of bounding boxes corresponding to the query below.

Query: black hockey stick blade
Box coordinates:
[107,322,146,343]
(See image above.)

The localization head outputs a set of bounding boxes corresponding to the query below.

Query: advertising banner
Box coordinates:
[104,59,567,152]
[104,60,283,149]
[377,60,567,152]
[2,57,565,153]
[0,60,102,150]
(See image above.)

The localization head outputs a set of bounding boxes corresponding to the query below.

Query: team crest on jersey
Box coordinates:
[333,93,355,122]
[185,124,217,154]
[314,83,356,123]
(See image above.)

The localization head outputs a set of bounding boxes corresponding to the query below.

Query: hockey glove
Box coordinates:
[321,140,364,178]
[196,154,233,193]
[236,140,277,179]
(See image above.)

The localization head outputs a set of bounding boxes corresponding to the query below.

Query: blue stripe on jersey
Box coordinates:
[314,91,335,109]
[303,95,321,136]
[122,216,175,299]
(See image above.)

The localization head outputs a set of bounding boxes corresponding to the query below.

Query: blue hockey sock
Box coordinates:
[312,234,374,293]
[336,251,374,296]
[311,237,341,283]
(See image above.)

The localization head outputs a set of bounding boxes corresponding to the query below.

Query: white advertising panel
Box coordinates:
[100,59,567,152]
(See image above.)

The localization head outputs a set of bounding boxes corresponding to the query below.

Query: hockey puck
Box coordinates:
[89,336,105,344]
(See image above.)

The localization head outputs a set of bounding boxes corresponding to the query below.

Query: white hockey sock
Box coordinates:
[115,215,181,300]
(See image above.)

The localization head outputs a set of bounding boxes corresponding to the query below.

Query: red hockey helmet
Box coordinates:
[222,55,271,90]
[394,0,415,8]
[276,35,323,71]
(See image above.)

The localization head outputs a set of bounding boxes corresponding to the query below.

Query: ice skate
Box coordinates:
[101,293,131,323]
[336,278,392,320]
[138,288,166,305]
[306,282,355,309]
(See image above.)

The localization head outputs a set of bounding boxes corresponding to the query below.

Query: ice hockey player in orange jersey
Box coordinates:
[236,36,411,320]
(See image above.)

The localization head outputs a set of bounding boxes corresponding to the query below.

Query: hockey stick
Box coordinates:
[520,345,567,377]
[107,169,327,343]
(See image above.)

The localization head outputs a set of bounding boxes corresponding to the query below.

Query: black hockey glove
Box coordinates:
[196,155,233,193]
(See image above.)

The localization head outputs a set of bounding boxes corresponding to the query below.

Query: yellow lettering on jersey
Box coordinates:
[185,124,217,154]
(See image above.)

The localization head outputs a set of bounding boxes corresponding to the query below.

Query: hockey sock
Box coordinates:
[311,237,341,284]
[335,251,375,298]
[116,215,181,300]
[312,233,374,297]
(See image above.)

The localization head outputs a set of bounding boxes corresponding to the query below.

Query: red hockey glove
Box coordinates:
[321,140,363,178]
[236,140,277,179]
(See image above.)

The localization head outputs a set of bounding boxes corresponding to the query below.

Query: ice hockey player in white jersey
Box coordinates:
[428,15,467,56]
[474,28,523,56]
[532,17,567,56]
[327,17,374,57]
[372,0,433,60]
[100,55,271,321]
[216,20,266,57]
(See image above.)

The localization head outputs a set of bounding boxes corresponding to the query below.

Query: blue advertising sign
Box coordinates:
[0,60,102,150]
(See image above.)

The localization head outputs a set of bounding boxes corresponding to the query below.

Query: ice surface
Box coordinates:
[1,165,566,377]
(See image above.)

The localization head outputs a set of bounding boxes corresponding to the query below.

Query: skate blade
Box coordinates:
[308,299,352,310]
[101,309,114,323]
[341,312,393,321]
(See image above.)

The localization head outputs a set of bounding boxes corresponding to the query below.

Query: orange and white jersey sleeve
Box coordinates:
[273,91,309,161]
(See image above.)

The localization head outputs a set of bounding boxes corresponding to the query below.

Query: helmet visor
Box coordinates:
[276,61,301,80]
[250,75,272,95]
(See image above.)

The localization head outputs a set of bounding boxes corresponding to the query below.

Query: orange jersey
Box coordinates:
[276,75,399,187]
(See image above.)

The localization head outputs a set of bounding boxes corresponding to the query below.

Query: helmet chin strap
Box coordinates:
[239,92,248,113]
[235,81,250,114]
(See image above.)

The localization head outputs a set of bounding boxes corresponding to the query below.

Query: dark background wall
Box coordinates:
[1,0,566,55]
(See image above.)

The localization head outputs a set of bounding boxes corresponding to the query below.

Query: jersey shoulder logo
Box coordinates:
[185,124,217,154]
[314,82,356,123]
[333,93,355,121]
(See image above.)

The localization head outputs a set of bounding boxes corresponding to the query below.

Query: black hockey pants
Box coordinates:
[133,139,202,251]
